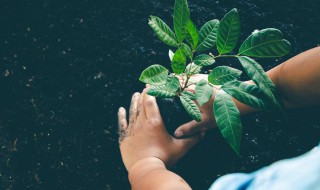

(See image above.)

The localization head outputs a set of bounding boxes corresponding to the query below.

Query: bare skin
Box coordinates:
[119,47,320,190]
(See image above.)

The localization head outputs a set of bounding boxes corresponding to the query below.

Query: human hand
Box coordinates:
[174,74,217,138]
[118,89,203,171]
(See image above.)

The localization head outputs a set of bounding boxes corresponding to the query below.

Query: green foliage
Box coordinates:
[148,16,179,47]
[140,0,291,155]
[194,54,215,66]
[214,90,242,155]
[185,20,199,49]
[139,64,168,85]
[180,94,202,122]
[217,9,240,54]
[174,0,190,43]
[195,80,213,106]
[239,28,291,58]
[171,48,187,74]
[238,56,282,109]
[222,81,268,110]
[196,20,220,52]
[208,66,242,85]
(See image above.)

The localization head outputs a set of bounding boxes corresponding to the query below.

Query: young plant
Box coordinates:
[139,0,291,155]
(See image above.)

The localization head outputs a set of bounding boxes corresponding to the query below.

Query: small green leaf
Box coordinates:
[185,20,199,49]
[238,28,291,58]
[139,64,168,85]
[214,90,242,155]
[180,94,201,122]
[238,56,282,109]
[147,85,176,97]
[171,48,187,74]
[165,76,180,93]
[182,91,196,100]
[174,0,190,43]
[217,9,240,54]
[208,66,242,85]
[148,16,179,47]
[168,49,174,61]
[194,54,215,66]
[180,43,193,61]
[195,79,213,106]
[186,62,202,74]
[222,81,268,110]
[196,20,220,52]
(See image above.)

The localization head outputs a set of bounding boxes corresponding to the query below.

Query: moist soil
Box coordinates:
[1,0,320,189]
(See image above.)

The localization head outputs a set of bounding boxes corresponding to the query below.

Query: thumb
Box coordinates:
[174,120,204,138]
[174,132,205,152]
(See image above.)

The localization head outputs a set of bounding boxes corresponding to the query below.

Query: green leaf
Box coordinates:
[148,16,179,47]
[181,43,193,61]
[180,94,201,122]
[182,91,196,100]
[217,9,240,54]
[185,20,199,49]
[186,62,202,74]
[147,85,176,97]
[171,48,187,74]
[195,79,213,106]
[222,81,268,110]
[168,49,174,61]
[208,66,242,85]
[194,54,215,66]
[139,64,168,85]
[238,28,291,58]
[214,90,242,155]
[165,76,180,93]
[174,0,190,43]
[238,56,282,109]
[196,20,220,52]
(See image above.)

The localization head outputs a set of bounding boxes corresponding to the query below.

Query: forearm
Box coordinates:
[235,47,320,114]
[129,157,192,190]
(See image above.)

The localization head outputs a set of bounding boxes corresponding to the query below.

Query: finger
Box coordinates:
[137,88,147,118]
[118,107,128,142]
[143,92,160,118]
[145,84,150,88]
[129,92,140,126]
[174,120,204,138]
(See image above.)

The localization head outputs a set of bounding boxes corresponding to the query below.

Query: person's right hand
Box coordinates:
[174,74,218,138]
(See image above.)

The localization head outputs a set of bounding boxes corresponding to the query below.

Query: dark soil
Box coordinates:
[1,0,320,189]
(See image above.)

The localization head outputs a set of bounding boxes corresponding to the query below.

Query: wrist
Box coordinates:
[128,157,166,185]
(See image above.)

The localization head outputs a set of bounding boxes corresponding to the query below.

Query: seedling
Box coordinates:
[139,0,291,155]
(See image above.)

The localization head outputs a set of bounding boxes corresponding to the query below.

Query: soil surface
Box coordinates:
[1,0,320,189]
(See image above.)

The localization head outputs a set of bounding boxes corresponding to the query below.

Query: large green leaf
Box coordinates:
[195,20,220,52]
[208,66,242,85]
[181,91,196,100]
[194,54,215,66]
[171,48,187,74]
[139,64,168,85]
[180,94,201,122]
[238,28,291,58]
[186,62,202,74]
[185,20,199,49]
[180,43,193,61]
[195,79,213,106]
[216,9,240,54]
[222,81,268,110]
[238,56,282,109]
[174,0,190,43]
[214,90,242,155]
[148,16,179,47]
[147,85,176,97]
[165,76,180,93]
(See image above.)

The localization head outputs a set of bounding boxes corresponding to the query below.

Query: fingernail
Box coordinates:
[175,130,183,138]
[119,107,125,112]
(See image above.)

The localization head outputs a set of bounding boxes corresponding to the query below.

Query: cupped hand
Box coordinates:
[174,74,218,138]
[118,89,203,171]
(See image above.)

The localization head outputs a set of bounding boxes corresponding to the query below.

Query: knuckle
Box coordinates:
[148,118,162,127]
[145,98,155,107]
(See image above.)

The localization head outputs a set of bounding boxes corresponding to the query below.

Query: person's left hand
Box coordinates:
[118,89,203,171]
